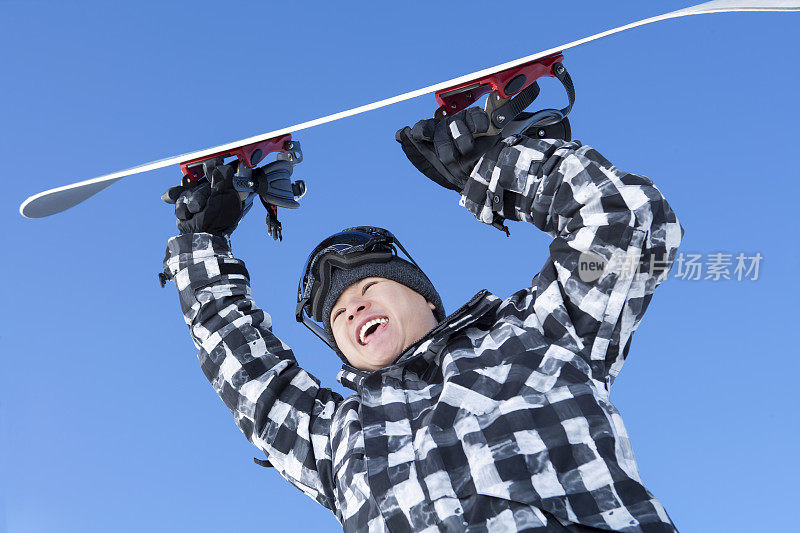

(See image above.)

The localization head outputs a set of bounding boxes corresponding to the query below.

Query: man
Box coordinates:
[162,106,682,532]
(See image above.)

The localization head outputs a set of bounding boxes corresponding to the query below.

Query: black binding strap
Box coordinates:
[496,62,576,135]
[490,82,541,130]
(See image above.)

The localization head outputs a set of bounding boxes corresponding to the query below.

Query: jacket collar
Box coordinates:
[337,290,499,391]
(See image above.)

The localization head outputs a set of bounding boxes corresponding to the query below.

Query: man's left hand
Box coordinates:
[395,107,501,193]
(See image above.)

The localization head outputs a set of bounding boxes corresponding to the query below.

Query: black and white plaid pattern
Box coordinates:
[163,137,681,532]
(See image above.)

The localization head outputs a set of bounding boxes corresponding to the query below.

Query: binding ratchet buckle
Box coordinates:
[434,53,575,139]
[178,135,306,242]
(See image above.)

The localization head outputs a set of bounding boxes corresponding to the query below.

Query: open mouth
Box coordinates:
[358,317,388,346]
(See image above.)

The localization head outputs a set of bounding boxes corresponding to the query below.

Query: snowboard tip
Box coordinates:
[20,177,122,219]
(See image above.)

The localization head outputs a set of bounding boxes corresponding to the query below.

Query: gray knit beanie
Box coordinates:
[322,257,445,351]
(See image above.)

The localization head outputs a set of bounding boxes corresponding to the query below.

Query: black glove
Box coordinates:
[395,107,501,193]
[162,163,244,236]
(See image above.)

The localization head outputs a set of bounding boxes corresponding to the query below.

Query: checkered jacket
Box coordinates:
[163,136,682,532]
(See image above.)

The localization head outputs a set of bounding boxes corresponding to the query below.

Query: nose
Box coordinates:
[347,300,369,322]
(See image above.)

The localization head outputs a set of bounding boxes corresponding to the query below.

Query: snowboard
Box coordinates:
[19,0,800,219]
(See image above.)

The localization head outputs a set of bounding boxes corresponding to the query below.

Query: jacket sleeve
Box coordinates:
[461,136,683,386]
[162,232,341,511]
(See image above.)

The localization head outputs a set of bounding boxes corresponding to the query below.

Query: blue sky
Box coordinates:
[2,1,798,531]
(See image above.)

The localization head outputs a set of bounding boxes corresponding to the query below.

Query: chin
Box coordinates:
[367,352,398,368]
[351,349,397,371]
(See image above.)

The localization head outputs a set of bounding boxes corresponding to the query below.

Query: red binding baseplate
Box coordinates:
[180,134,292,181]
[434,53,564,116]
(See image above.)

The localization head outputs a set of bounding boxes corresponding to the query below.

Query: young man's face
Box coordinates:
[330,277,437,371]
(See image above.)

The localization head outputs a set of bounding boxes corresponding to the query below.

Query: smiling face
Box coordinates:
[330,277,438,371]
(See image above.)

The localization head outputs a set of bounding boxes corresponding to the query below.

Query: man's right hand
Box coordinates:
[162,163,244,236]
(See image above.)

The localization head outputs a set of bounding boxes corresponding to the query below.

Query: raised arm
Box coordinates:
[160,164,341,512]
[398,110,682,387]
[467,135,682,385]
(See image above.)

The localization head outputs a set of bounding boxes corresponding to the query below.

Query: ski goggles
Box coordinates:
[295,226,426,348]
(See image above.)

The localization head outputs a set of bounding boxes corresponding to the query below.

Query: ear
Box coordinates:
[428,302,436,311]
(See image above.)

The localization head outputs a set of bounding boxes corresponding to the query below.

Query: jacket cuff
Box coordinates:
[459,136,576,226]
[161,233,239,288]
[459,139,509,225]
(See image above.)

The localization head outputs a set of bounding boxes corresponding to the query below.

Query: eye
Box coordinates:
[362,281,378,294]
[332,308,345,322]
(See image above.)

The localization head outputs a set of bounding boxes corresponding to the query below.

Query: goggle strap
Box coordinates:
[393,239,436,291]
[300,315,338,351]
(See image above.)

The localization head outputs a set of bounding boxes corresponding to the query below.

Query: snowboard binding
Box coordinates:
[433,53,575,140]
[178,136,306,241]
